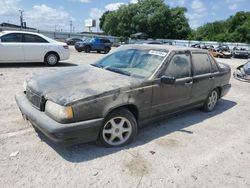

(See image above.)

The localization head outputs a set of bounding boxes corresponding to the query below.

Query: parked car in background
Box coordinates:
[74,37,112,53]
[216,45,230,52]
[65,37,82,45]
[233,60,250,82]
[208,48,232,58]
[232,47,249,58]
[16,45,231,147]
[191,43,201,48]
[0,31,70,66]
[201,45,214,49]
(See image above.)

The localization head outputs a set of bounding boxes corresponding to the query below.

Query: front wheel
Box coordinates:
[104,47,110,54]
[203,89,219,112]
[99,108,137,147]
[84,46,91,53]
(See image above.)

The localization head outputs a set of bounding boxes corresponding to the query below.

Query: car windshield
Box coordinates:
[92,47,168,78]
[82,38,92,42]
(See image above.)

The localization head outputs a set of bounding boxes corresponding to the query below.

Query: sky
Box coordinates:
[0,0,249,33]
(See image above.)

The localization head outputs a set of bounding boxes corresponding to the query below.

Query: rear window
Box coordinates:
[208,54,219,72]
[23,34,48,43]
[192,53,211,75]
[100,39,110,43]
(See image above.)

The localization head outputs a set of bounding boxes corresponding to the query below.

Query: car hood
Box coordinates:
[233,62,250,82]
[27,65,144,105]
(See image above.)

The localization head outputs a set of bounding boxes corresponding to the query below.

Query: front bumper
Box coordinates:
[233,54,249,58]
[220,84,231,97]
[15,92,103,145]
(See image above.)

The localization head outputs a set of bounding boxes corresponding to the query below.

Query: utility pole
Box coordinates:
[70,20,73,33]
[19,10,24,29]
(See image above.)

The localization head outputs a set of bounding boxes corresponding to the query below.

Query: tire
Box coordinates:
[97,51,101,53]
[44,52,59,66]
[203,89,219,112]
[104,46,110,54]
[84,46,91,53]
[76,49,82,52]
[99,108,137,147]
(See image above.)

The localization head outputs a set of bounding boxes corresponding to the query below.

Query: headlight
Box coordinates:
[23,80,27,91]
[45,100,73,122]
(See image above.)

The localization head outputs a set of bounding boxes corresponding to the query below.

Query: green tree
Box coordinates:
[99,0,191,39]
[170,7,191,39]
[193,11,250,43]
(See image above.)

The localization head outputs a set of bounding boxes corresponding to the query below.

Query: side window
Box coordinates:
[104,39,110,43]
[164,53,191,79]
[208,54,219,72]
[192,53,211,75]
[23,34,48,43]
[1,33,22,43]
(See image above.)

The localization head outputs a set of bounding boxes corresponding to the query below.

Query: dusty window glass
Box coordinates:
[165,53,191,79]
[208,54,219,72]
[192,53,211,75]
[94,48,168,78]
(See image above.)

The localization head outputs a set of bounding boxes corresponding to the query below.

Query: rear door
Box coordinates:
[22,34,49,62]
[190,52,215,104]
[151,51,193,116]
[0,33,23,62]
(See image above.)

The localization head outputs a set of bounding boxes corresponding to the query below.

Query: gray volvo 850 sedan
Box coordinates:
[15,44,231,147]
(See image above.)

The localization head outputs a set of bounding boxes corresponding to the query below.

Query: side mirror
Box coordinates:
[160,75,176,85]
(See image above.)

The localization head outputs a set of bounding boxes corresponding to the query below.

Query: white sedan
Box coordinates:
[0,31,70,66]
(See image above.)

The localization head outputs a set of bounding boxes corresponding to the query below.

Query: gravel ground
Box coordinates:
[0,47,250,188]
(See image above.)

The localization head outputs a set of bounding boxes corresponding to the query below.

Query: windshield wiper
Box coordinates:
[105,67,131,76]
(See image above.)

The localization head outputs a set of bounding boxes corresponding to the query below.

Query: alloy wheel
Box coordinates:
[102,117,132,146]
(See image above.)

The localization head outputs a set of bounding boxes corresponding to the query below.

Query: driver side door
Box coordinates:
[151,51,193,117]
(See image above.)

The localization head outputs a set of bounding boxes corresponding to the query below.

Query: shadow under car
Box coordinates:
[35,98,236,163]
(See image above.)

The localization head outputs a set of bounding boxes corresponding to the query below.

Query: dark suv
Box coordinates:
[75,37,112,54]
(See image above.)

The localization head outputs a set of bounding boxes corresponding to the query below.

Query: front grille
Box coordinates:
[26,88,46,111]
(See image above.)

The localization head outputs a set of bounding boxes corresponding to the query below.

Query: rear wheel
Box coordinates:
[99,108,137,147]
[44,53,59,66]
[203,89,219,112]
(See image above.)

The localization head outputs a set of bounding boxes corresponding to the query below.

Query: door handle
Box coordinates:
[185,80,193,85]
[209,76,215,79]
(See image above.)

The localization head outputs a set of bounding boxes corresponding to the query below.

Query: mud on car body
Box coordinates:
[16,44,231,147]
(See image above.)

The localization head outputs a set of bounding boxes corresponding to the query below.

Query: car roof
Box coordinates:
[123,44,207,53]
[0,30,58,43]
[0,30,44,37]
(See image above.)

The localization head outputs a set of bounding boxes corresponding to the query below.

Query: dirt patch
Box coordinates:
[155,138,182,148]
[122,154,151,177]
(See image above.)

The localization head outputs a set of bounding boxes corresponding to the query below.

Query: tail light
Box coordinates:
[63,45,69,49]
